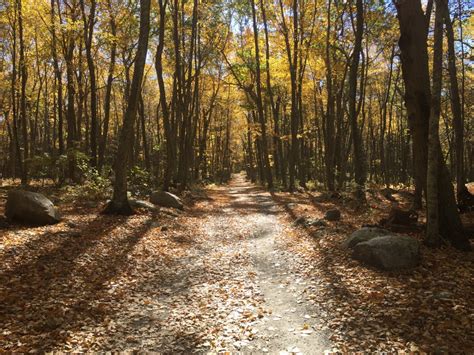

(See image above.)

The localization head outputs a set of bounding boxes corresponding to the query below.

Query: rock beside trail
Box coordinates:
[294,216,327,228]
[324,209,341,221]
[129,199,158,211]
[5,190,61,226]
[150,191,183,210]
[351,234,420,270]
[344,227,392,248]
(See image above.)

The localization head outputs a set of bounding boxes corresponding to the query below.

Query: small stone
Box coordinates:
[66,221,78,228]
[434,291,453,299]
[324,209,341,221]
[307,218,327,227]
[293,217,307,226]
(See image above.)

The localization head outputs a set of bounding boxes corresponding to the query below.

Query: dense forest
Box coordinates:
[0,0,473,352]
[0,0,473,237]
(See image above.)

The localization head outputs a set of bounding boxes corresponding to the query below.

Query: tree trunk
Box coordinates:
[251,0,273,189]
[260,0,282,186]
[440,0,465,197]
[426,0,443,247]
[79,0,98,166]
[155,0,173,191]
[104,0,151,215]
[324,0,336,191]
[17,0,28,185]
[98,0,117,171]
[395,0,470,251]
[348,0,366,201]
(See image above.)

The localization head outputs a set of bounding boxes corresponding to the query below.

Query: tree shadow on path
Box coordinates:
[0,213,152,352]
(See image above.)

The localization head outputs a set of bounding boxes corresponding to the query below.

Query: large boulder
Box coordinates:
[150,191,183,210]
[352,235,420,270]
[344,227,392,248]
[5,190,61,226]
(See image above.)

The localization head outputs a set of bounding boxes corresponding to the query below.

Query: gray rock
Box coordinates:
[324,209,341,221]
[434,291,453,300]
[293,217,327,228]
[352,234,420,270]
[307,218,327,227]
[66,221,78,228]
[150,191,184,210]
[150,221,160,229]
[160,208,180,217]
[344,227,392,248]
[5,190,61,226]
[129,199,158,211]
[293,216,307,226]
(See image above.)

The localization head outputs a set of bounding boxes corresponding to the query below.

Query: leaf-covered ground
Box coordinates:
[0,177,473,353]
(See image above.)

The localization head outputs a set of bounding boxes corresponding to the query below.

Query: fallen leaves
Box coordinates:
[272,189,474,353]
[1,179,473,353]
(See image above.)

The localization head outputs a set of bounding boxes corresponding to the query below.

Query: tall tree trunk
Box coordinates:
[395,0,470,251]
[380,45,395,186]
[98,0,117,171]
[440,0,465,197]
[17,0,28,185]
[278,0,299,191]
[80,0,98,166]
[177,0,198,191]
[139,94,151,171]
[65,36,77,181]
[9,6,23,181]
[260,0,282,186]
[348,0,366,201]
[104,0,151,214]
[251,0,273,189]
[426,0,443,247]
[324,0,336,191]
[51,0,64,155]
[155,0,173,191]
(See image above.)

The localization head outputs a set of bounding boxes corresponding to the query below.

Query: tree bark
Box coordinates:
[98,0,117,171]
[50,0,64,155]
[426,0,443,247]
[324,0,336,191]
[395,0,470,251]
[104,0,151,215]
[155,0,173,191]
[17,0,28,185]
[251,0,273,189]
[440,0,465,196]
[79,0,98,166]
[348,0,366,201]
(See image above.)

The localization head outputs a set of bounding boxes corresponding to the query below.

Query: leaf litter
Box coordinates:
[0,179,473,353]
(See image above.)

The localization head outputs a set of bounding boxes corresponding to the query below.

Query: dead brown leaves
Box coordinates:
[273,189,474,353]
[1,181,473,353]
[0,184,267,352]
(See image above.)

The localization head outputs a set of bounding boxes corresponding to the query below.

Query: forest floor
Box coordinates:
[0,175,473,353]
